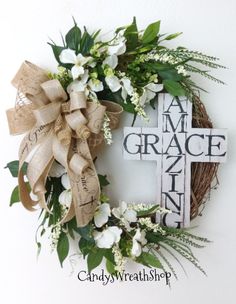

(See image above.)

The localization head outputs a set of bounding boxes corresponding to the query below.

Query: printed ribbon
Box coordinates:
[6,61,123,227]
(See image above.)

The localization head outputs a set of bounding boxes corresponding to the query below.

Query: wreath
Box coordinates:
[5,18,225,278]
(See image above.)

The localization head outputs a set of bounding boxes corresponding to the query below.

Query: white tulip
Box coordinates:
[93,226,122,249]
[131,228,147,257]
[59,49,92,80]
[139,83,163,106]
[49,161,66,178]
[94,203,111,228]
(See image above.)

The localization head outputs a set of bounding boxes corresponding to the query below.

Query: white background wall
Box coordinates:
[0,0,235,303]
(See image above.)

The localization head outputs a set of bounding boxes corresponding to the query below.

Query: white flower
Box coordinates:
[93,226,122,249]
[105,75,121,92]
[94,203,111,228]
[139,83,163,106]
[49,161,66,178]
[131,228,147,257]
[121,77,134,100]
[108,37,126,56]
[88,78,104,92]
[105,75,134,101]
[58,174,72,208]
[102,55,118,69]
[59,49,92,80]
[112,201,137,230]
[67,69,89,93]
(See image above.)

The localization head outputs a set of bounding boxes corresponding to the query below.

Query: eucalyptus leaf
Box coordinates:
[142,21,160,44]
[57,232,69,267]
[5,161,27,177]
[10,182,30,206]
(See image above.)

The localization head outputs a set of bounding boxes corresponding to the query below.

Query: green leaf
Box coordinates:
[158,69,183,81]
[10,183,30,206]
[48,43,65,64]
[57,232,69,267]
[165,32,183,41]
[106,259,116,274]
[163,79,186,96]
[75,224,94,241]
[121,102,135,114]
[98,174,110,188]
[79,237,95,258]
[65,21,81,53]
[137,204,160,217]
[5,161,27,177]
[140,252,162,268]
[142,21,160,44]
[124,17,138,51]
[80,28,94,55]
[87,249,104,272]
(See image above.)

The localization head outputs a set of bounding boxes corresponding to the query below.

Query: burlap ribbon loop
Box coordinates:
[6,61,123,227]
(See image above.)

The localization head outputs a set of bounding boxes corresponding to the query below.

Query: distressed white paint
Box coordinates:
[123,94,227,227]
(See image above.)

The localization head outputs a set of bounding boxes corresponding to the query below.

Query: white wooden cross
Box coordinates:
[123,94,227,228]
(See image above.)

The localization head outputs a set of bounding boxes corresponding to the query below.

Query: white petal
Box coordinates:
[139,91,148,106]
[140,230,147,245]
[103,55,118,69]
[71,65,85,80]
[58,190,72,207]
[124,209,137,223]
[146,90,156,102]
[108,41,126,56]
[99,203,111,216]
[59,49,76,64]
[94,229,115,249]
[131,240,142,257]
[112,207,122,219]
[76,54,92,66]
[80,69,89,84]
[107,226,122,243]
[119,201,127,214]
[49,161,66,178]
[67,80,86,93]
[30,191,39,201]
[105,75,121,92]
[94,212,109,228]
[61,174,71,190]
[88,79,104,92]
[146,83,163,92]
[122,78,133,95]
[121,87,128,101]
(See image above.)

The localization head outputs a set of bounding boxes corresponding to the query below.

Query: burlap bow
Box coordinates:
[6,61,123,227]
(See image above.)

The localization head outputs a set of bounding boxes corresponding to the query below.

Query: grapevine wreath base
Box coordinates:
[5,18,225,278]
